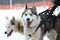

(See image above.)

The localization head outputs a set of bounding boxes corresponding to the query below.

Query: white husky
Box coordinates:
[5,16,24,37]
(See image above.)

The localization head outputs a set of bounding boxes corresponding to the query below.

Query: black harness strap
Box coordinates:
[49,5,58,15]
[33,4,58,34]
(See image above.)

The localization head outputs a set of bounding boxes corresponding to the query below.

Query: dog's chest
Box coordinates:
[27,27,41,39]
[24,26,41,35]
[27,28,35,33]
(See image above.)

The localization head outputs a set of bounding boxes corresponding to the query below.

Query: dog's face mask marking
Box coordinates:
[5,17,15,37]
[22,4,38,28]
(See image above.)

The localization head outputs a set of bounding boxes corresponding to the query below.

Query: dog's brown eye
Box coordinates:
[30,14,32,16]
[25,14,27,16]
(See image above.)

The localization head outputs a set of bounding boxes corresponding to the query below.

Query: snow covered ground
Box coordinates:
[0,9,25,40]
[0,6,59,40]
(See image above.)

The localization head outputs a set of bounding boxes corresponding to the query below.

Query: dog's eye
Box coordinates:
[30,14,32,16]
[25,14,27,16]
[8,26,10,28]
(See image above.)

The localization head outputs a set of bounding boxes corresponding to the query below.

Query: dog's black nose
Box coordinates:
[28,34,32,37]
[4,32,7,34]
[26,18,30,21]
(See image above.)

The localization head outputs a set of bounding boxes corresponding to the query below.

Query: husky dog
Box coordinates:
[5,16,24,37]
[21,4,42,40]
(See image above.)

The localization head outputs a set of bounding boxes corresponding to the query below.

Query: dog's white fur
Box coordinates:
[22,16,41,40]
[5,17,24,37]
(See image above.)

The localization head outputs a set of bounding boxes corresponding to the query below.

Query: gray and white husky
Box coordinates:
[21,4,42,40]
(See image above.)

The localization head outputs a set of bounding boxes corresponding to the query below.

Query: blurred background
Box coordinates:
[0,0,54,9]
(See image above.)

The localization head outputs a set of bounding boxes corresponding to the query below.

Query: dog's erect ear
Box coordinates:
[12,16,15,22]
[25,4,28,9]
[6,17,9,21]
[32,6,37,13]
[10,16,15,25]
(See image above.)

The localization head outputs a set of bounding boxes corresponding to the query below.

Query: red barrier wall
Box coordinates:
[0,1,53,9]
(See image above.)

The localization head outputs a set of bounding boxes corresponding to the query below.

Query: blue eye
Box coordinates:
[25,14,27,16]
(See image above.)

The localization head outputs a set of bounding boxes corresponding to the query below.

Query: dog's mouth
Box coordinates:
[7,30,13,37]
[27,20,33,28]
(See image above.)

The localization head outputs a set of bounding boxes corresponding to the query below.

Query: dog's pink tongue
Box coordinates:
[27,22,31,28]
[7,30,13,37]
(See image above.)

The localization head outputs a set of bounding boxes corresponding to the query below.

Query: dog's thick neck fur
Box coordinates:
[12,18,24,34]
[6,17,24,34]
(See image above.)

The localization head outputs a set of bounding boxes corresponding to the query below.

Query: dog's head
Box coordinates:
[22,4,38,28]
[5,17,15,37]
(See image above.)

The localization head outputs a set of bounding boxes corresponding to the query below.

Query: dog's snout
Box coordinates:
[26,18,30,21]
[4,32,7,34]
